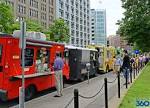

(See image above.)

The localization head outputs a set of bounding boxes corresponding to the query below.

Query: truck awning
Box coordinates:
[26,42,52,47]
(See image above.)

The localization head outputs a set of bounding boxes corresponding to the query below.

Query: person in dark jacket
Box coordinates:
[122,50,131,84]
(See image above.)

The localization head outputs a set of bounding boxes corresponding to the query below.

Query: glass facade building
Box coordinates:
[56,0,91,47]
[91,9,106,45]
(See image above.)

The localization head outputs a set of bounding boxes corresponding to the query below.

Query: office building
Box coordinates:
[91,9,106,45]
[108,35,132,50]
[107,35,121,48]
[56,0,91,47]
[6,0,55,28]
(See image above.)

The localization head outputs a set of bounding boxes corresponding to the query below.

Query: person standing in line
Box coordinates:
[113,53,123,74]
[54,52,64,97]
[122,50,131,84]
[139,55,143,68]
[145,54,149,65]
[130,55,135,72]
[142,54,146,66]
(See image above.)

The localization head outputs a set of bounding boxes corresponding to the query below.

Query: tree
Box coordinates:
[11,19,44,32]
[46,18,70,43]
[118,0,150,52]
[0,0,13,33]
[0,0,44,34]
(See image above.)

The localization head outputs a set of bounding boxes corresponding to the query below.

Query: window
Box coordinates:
[71,0,74,5]
[71,37,74,44]
[41,3,46,11]
[49,0,54,5]
[25,48,34,66]
[59,10,64,17]
[65,12,69,19]
[30,0,38,8]
[41,22,47,28]
[18,5,26,14]
[29,9,38,18]
[36,49,49,64]
[6,1,14,7]
[49,7,54,14]
[60,1,63,8]
[42,0,46,2]
[41,13,46,20]
[19,0,25,4]
[49,16,53,21]
[66,4,69,11]
[0,45,2,63]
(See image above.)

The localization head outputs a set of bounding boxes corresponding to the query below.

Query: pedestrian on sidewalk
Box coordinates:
[54,52,64,97]
[145,54,149,65]
[139,55,143,68]
[113,53,122,74]
[122,50,131,84]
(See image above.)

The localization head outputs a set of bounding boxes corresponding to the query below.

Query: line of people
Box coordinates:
[113,50,150,84]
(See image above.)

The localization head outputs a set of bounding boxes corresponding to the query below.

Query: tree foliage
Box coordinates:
[11,19,44,32]
[46,18,70,43]
[0,1,70,43]
[118,0,150,52]
[0,0,13,33]
[0,1,44,34]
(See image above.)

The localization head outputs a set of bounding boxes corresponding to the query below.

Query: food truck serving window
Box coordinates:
[25,48,34,66]
[0,45,2,63]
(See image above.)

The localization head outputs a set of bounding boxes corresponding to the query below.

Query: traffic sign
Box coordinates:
[134,50,140,54]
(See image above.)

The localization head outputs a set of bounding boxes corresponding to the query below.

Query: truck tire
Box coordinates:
[25,86,36,101]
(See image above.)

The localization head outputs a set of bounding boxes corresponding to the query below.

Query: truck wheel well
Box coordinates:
[27,84,37,93]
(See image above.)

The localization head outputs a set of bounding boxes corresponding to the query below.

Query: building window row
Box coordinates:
[59,9,64,17]
[30,0,38,8]
[65,4,69,11]
[19,0,26,4]
[18,5,26,14]
[29,9,38,18]
[41,13,47,20]
[17,16,24,21]
[41,22,46,28]
[49,16,53,22]
[49,0,54,5]
[42,0,46,3]
[6,1,14,7]
[41,3,46,11]
[49,7,54,14]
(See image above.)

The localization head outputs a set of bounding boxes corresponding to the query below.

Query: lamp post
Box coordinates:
[19,21,26,108]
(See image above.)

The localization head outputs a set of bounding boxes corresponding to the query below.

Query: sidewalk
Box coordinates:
[10,72,125,108]
[87,68,143,108]
[107,67,145,108]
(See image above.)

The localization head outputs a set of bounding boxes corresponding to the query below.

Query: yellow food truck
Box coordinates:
[87,45,116,73]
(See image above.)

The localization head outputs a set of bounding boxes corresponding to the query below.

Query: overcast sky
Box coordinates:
[90,0,124,36]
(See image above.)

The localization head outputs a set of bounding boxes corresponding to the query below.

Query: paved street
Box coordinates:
[1,72,126,108]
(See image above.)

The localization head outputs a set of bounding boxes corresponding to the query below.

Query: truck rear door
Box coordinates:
[0,39,6,89]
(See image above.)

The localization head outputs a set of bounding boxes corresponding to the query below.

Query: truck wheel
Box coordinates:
[25,86,35,101]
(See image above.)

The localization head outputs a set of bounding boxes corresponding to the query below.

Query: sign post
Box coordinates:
[19,21,26,108]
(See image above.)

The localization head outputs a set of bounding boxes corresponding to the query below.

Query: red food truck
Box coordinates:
[0,32,69,101]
